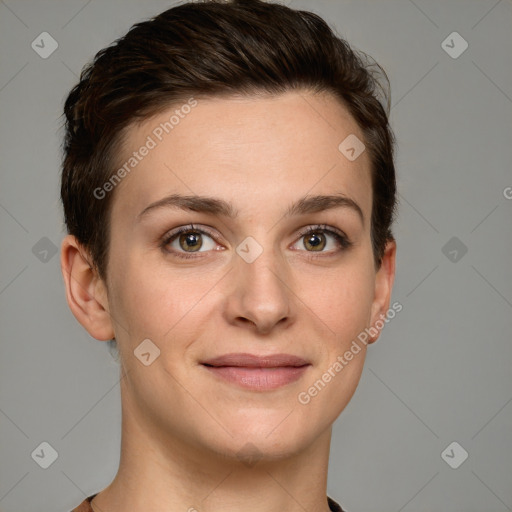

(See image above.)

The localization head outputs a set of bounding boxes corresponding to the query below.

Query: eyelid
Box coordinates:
[160,224,224,258]
[162,223,219,243]
[292,224,352,251]
[295,223,348,240]
[160,222,352,259]
[161,223,221,245]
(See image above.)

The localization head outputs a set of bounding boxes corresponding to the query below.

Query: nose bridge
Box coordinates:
[227,239,292,332]
[243,246,286,294]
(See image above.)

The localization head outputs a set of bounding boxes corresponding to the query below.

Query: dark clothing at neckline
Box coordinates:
[70,493,347,511]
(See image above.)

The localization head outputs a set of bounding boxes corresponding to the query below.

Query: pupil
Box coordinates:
[180,232,202,251]
[305,232,325,251]
[309,234,321,246]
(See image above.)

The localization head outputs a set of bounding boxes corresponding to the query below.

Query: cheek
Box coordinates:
[295,268,373,424]
[108,258,176,343]
[108,253,221,345]
[299,263,375,342]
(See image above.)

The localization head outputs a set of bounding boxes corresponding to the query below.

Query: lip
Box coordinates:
[201,353,311,390]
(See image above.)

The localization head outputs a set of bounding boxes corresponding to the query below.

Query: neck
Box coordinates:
[92,381,334,512]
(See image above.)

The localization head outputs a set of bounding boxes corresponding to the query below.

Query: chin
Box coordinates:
[202,409,325,464]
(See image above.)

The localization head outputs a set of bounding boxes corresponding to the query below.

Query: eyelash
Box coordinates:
[160,223,353,260]
[160,224,217,260]
[296,224,353,255]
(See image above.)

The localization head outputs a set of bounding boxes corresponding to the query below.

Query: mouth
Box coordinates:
[200,353,311,391]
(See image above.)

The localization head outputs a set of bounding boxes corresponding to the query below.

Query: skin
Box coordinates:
[61,90,396,512]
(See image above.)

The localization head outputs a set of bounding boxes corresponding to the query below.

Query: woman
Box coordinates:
[60,1,397,510]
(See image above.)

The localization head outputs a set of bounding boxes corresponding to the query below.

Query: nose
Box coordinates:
[223,247,294,335]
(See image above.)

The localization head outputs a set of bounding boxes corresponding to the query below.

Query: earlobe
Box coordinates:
[60,234,115,341]
[368,239,397,344]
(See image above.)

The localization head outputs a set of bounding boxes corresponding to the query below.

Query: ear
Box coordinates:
[368,239,397,344]
[60,234,115,341]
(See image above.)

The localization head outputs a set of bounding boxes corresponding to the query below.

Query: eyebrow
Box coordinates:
[136,192,364,224]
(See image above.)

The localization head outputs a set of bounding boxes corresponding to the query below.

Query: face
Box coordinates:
[95,90,395,462]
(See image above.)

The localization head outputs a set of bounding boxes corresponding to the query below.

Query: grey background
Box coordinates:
[0,0,511,511]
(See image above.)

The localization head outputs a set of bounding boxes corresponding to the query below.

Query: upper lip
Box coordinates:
[201,353,310,368]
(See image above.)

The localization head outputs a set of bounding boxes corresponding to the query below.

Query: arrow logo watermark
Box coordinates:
[31,31,58,59]
[338,134,366,162]
[236,442,263,467]
[441,31,468,59]
[32,236,58,263]
[134,338,161,366]
[31,441,58,469]
[442,236,468,263]
[236,236,263,263]
[441,441,468,469]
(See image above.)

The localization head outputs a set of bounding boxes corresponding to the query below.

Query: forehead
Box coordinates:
[110,90,372,225]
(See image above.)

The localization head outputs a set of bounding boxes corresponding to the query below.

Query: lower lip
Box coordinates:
[203,365,310,390]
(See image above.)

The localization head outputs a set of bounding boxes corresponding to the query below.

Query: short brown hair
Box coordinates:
[61,0,397,281]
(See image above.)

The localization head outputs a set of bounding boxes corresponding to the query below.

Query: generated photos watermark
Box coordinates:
[298,301,403,405]
[93,97,198,200]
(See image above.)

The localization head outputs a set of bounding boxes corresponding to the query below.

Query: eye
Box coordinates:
[160,223,352,260]
[291,225,352,254]
[161,224,220,259]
